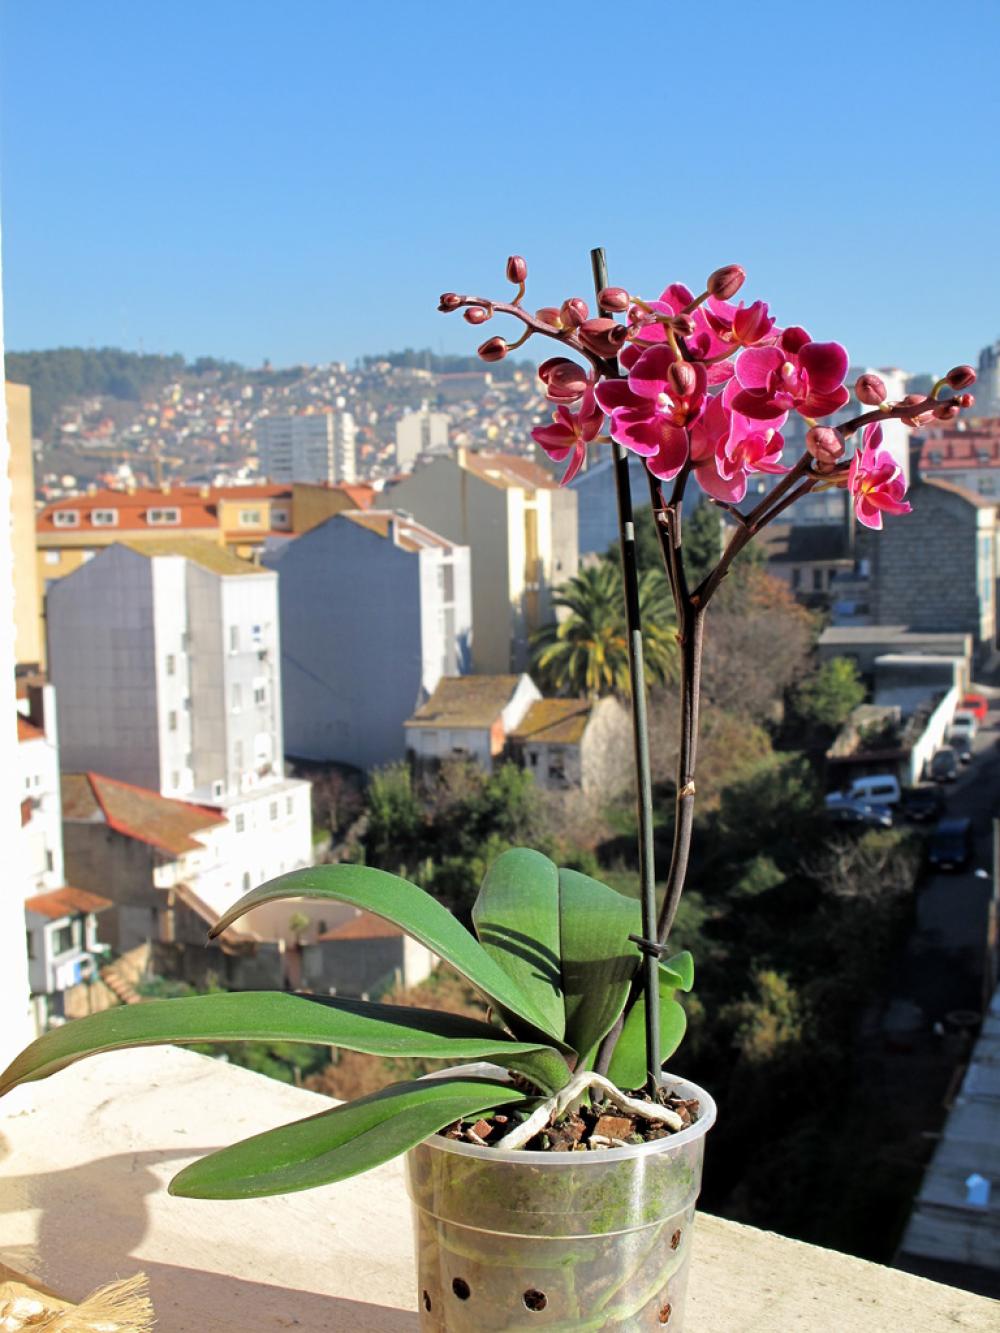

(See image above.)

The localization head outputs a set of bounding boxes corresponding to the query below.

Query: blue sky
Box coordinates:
[2,0,998,374]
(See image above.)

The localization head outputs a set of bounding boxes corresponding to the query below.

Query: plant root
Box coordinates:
[495,1071,684,1151]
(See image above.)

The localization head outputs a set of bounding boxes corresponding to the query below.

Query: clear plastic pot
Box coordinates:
[405,1072,716,1331]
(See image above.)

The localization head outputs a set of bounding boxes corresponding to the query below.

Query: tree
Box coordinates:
[364,762,425,875]
[790,657,866,734]
[531,563,677,697]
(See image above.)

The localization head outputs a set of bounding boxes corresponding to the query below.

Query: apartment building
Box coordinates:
[257,411,357,484]
[264,510,471,770]
[46,541,312,920]
[388,449,578,672]
[6,381,41,668]
[395,405,449,471]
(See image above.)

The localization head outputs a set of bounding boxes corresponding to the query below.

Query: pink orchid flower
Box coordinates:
[731,327,850,421]
[702,297,779,350]
[595,345,708,479]
[531,386,604,485]
[848,423,912,530]
[623,283,733,376]
[689,394,788,502]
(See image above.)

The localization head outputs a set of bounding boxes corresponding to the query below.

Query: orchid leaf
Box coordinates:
[558,867,641,1059]
[472,848,564,1040]
[0,991,568,1098]
[206,865,567,1047]
[661,950,694,992]
[605,961,691,1093]
[169,1076,532,1199]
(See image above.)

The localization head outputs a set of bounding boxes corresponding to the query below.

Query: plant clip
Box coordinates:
[628,932,668,959]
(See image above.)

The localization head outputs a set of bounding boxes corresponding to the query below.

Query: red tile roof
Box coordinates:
[61,772,225,856]
[919,428,1000,473]
[25,886,112,919]
[318,910,405,941]
[17,715,45,743]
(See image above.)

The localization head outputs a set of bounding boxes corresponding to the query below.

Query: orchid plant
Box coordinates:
[0,251,976,1201]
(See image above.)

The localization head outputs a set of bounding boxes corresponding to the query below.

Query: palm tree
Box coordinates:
[531,562,677,697]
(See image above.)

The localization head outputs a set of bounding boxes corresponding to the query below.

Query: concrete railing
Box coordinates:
[1,1045,997,1331]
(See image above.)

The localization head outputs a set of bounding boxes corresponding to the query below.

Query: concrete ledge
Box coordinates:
[0,1046,997,1331]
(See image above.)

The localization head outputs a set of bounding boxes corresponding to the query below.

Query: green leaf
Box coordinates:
[472,848,564,1041]
[605,962,690,1092]
[169,1076,532,1199]
[207,865,567,1047]
[0,991,568,1098]
[661,950,694,992]
[558,867,640,1059]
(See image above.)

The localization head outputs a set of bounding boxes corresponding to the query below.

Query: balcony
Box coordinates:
[1,1045,997,1331]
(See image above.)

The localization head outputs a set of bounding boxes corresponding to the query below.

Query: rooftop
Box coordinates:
[318,909,405,941]
[119,538,270,576]
[1,1045,996,1332]
[460,450,559,491]
[405,675,524,729]
[16,715,45,743]
[509,698,593,745]
[61,772,226,857]
[24,886,113,920]
[340,509,456,553]
[922,476,998,509]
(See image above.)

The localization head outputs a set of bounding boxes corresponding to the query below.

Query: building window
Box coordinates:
[45,849,54,873]
[239,509,263,526]
[235,813,245,833]
[270,801,278,820]
[53,510,79,527]
[53,922,75,956]
[271,507,290,527]
[234,739,244,768]
[812,569,823,591]
[438,562,455,602]
[168,711,178,731]
[44,550,60,565]
[148,508,181,525]
[229,626,239,652]
[231,683,242,711]
[92,509,118,526]
[978,477,996,495]
[26,930,35,960]
[166,654,176,676]
[171,771,180,789]
[242,872,251,891]
[253,683,267,706]
[286,795,293,815]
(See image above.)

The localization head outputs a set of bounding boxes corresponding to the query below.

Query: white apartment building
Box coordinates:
[46,540,312,928]
[257,411,357,484]
[395,405,450,471]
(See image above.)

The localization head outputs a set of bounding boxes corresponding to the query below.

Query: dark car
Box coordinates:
[824,797,893,829]
[950,732,974,765]
[929,747,959,783]
[901,785,947,823]
[927,817,973,870]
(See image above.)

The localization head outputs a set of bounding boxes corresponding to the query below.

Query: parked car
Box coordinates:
[900,785,947,823]
[960,693,989,722]
[824,795,893,828]
[927,817,972,870]
[949,709,978,740]
[824,774,901,809]
[929,747,959,782]
[949,731,974,765]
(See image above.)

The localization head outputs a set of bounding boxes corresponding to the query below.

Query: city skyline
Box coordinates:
[2,1,998,373]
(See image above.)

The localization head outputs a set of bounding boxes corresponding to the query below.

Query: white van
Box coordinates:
[825,774,902,808]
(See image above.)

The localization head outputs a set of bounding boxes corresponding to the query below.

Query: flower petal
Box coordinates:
[735,345,783,390]
[594,379,644,413]
[628,344,679,400]
[799,341,849,393]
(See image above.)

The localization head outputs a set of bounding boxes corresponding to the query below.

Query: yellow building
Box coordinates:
[6,381,42,668]
[35,480,375,651]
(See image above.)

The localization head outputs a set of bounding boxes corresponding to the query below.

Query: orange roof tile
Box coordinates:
[61,772,225,856]
[318,910,404,941]
[17,715,45,743]
[509,698,593,745]
[25,886,112,919]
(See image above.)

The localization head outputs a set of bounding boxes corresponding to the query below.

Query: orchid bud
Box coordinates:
[707,265,745,300]
[598,286,630,313]
[478,337,508,363]
[854,373,887,406]
[945,364,976,390]
[464,306,491,325]
[667,361,698,398]
[438,292,462,312]
[538,357,589,402]
[535,306,562,327]
[669,313,696,337]
[899,393,932,426]
[959,393,975,409]
[933,401,961,421]
[806,426,844,468]
[577,318,628,358]
[506,255,527,284]
[560,298,589,328]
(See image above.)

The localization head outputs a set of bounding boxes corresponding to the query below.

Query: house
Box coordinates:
[263,510,471,770]
[866,477,998,656]
[817,626,973,682]
[759,523,854,606]
[917,422,1000,498]
[25,887,112,1023]
[404,674,541,771]
[507,696,631,794]
[387,449,578,672]
[301,910,437,998]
